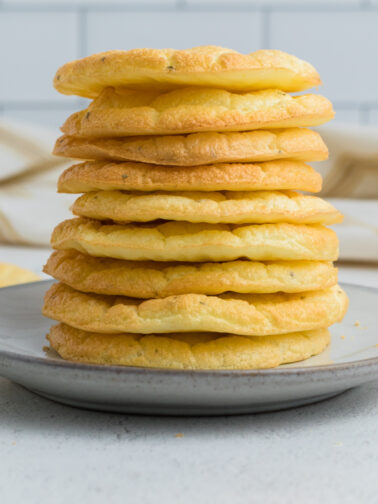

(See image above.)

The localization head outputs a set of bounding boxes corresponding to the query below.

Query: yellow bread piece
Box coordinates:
[53,46,321,98]
[51,218,339,262]
[47,323,330,370]
[0,263,40,288]
[43,283,348,336]
[58,160,322,194]
[54,128,328,165]
[44,250,338,298]
[73,190,343,225]
[61,88,334,137]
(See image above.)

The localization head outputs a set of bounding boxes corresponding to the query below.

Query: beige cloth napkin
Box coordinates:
[317,124,378,262]
[0,119,377,261]
[0,120,73,246]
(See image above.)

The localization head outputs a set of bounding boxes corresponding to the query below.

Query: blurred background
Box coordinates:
[0,0,377,283]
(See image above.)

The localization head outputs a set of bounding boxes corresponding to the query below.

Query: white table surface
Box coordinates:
[1,244,378,504]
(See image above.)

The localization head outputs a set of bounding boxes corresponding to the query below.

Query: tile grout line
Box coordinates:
[260,8,271,49]
[3,4,378,13]
[1,101,83,110]
[0,3,183,13]
[3,101,378,109]
[333,101,378,108]
[78,7,87,58]
[360,0,371,8]
[1,3,378,13]
[168,4,378,13]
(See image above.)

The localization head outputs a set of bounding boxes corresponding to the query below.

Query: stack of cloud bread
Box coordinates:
[43,46,348,370]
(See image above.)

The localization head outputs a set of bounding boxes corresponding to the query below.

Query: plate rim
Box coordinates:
[0,280,377,378]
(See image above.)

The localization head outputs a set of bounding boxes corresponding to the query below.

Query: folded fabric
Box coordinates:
[0,120,73,246]
[317,123,378,199]
[318,123,378,262]
[0,167,74,245]
[329,198,378,262]
[0,120,65,182]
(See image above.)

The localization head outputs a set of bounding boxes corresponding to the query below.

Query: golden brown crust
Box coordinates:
[43,283,348,336]
[0,263,40,288]
[44,250,338,298]
[61,88,334,137]
[47,323,330,370]
[51,218,339,262]
[54,46,321,98]
[72,190,343,225]
[57,160,323,194]
[61,88,334,138]
[53,128,328,165]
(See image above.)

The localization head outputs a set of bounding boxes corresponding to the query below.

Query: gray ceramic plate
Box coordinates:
[0,280,377,415]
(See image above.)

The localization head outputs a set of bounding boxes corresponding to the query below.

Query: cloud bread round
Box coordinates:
[53,46,321,98]
[0,263,40,288]
[58,160,322,194]
[51,218,339,262]
[43,283,348,336]
[44,250,338,298]
[47,323,330,370]
[61,88,334,137]
[72,190,343,225]
[54,128,328,165]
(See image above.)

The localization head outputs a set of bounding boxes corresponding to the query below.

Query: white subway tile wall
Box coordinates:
[87,11,262,54]
[269,11,378,104]
[0,12,79,103]
[1,0,377,129]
